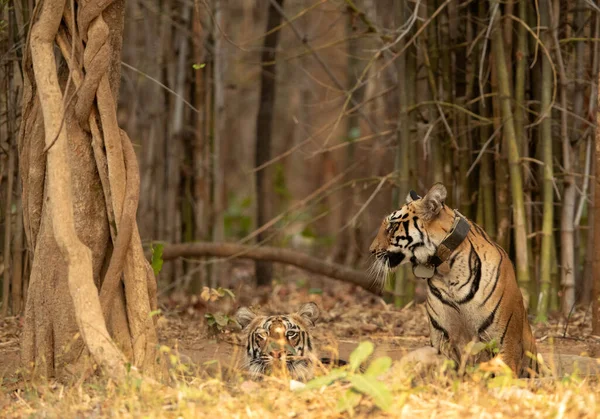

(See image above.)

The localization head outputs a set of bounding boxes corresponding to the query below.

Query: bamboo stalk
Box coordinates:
[489,0,531,297]
[475,1,497,240]
[393,0,413,308]
[536,2,554,323]
[424,0,444,186]
[514,0,529,183]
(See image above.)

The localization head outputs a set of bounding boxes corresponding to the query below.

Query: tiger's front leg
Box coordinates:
[427,319,462,367]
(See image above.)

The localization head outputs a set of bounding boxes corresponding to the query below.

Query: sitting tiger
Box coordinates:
[370,183,538,378]
[235,302,345,381]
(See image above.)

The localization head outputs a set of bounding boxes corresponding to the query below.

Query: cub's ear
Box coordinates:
[418,183,447,221]
[297,302,320,327]
[235,307,257,329]
[406,190,421,203]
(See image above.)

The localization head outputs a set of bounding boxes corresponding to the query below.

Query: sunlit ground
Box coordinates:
[1,266,599,418]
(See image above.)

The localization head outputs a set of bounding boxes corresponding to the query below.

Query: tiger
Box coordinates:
[369,183,539,378]
[235,302,345,381]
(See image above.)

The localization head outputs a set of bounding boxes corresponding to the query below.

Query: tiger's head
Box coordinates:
[235,302,320,381]
[369,183,456,284]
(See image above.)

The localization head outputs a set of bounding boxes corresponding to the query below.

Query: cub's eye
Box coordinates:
[256,333,266,341]
[286,331,298,339]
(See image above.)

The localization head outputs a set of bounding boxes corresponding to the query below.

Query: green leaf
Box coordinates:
[213,313,230,327]
[192,63,206,69]
[304,368,347,390]
[308,288,323,295]
[350,375,392,411]
[151,244,164,276]
[349,341,374,372]
[336,389,362,413]
[365,356,392,377]
[205,313,216,327]
[219,288,236,300]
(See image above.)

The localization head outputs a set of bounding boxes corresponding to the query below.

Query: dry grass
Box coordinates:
[1,353,599,419]
[1,267,599,418]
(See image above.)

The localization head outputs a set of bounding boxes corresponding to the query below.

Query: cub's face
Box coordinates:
[369,183,451,285]
[235,302,320,381]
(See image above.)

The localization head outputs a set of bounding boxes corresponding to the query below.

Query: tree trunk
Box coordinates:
[254,0,284,286]
[191,5,209,293]
[18,0,163,380]
[211,0,227,288]
[489,0,531,299]
[593,69,600,335]
[547,0,576,317]
[1,131,15,318]
[584,12,600,306]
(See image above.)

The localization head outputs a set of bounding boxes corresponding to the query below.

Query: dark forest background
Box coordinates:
[2,0,600,325]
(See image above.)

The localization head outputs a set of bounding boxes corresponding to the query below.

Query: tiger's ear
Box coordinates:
[297,302,320,327]
[235,307,257,329]
[406,190,421,203]
[418,183,447,221]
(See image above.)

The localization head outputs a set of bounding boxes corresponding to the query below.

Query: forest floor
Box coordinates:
[1,262,600,417]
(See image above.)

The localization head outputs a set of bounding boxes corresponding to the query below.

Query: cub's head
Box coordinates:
[235,302,320,381]
[369,183,454,284]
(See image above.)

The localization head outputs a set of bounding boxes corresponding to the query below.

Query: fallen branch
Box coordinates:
[157,242,379,293]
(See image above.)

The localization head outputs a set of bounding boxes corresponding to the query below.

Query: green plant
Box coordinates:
[202,287,237,335]
[302,341,393,414]
[204,312,237,334]
[151,243,164,275]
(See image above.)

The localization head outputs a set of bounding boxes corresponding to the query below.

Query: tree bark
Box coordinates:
[18,0,163,380]
[593,68,600,334]
[211,0,227,288]
[547,0,576,317]
[254,0,284,286]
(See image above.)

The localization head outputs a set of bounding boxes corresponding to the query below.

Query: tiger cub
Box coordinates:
[370,183,539,378]
[236,302,344,381]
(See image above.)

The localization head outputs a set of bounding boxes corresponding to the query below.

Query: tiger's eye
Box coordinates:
[286,331,298,339]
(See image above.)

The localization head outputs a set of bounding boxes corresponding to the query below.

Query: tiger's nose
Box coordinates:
[270,350,285,359]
